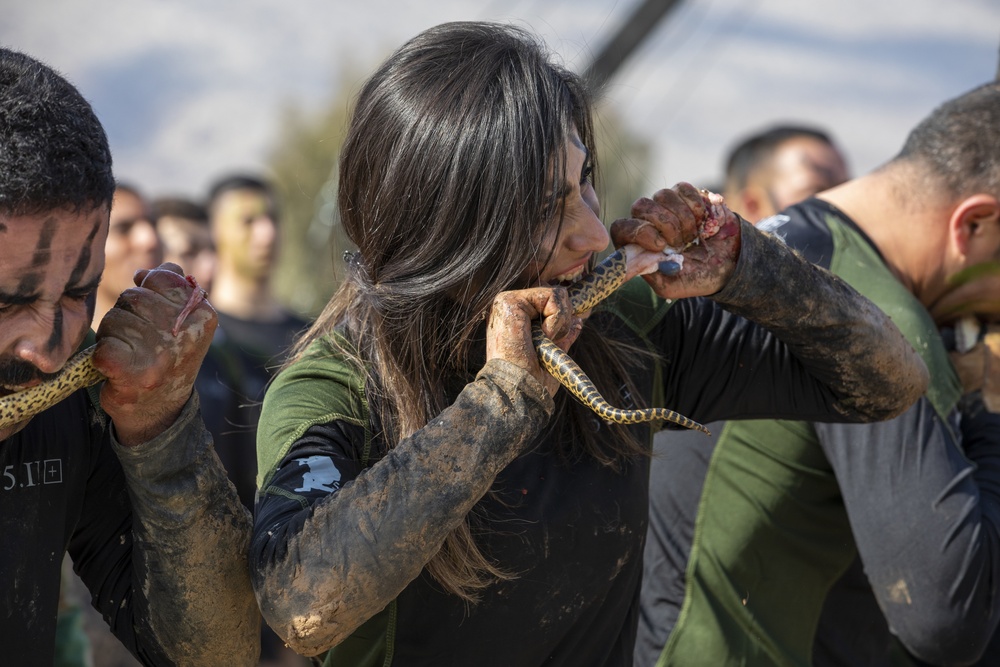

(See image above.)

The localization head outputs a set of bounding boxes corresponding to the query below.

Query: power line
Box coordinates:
[582,0,685,93]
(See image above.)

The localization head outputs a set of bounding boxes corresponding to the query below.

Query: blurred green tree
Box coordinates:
[267,66,361,318]
[591,101,654,236]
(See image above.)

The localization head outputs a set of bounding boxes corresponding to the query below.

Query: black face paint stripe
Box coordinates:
[45,303,64,353]
[31,217,57,267]
[67,217,102,287]
[16,217,57,295]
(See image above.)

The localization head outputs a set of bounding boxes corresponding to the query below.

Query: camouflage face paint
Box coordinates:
[67,218,101,288]
[45,303,63,353]
[15,217,56,296]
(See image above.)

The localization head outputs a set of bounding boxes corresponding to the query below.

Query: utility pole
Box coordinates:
[582,0,685,93]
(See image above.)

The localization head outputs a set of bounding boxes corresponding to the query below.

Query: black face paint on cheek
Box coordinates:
[86,291,96,324]
[45,304,63,353]
[67,218,101,287]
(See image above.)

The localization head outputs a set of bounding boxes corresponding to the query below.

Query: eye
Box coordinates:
[580,163,594,186]
[64,286,96,304]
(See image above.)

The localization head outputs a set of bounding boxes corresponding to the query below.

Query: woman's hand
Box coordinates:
[611,182,742,300]
[485,287,582,397]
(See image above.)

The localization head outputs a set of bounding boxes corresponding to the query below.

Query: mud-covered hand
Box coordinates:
[486,287,581,398]
[949,322,1000,412]
[610,182,742,300]
[92,262,216,447]
[929,267,1000,326]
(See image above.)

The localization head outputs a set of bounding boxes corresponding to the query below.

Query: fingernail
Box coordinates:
[659,260,682,276]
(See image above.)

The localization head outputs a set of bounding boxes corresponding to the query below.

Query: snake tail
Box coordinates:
[533,327,709,434]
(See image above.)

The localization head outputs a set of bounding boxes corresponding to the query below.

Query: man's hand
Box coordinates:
[950,322,1000,412]
[929,267,1000,326]
[92,262,216,447]
[486,287,580,398]
[610,182,742,300]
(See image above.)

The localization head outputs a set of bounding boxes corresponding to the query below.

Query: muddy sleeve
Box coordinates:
[707,219,928,422]
[109,392,260,666]
[816,394,1000,665]
[249,359,554,657]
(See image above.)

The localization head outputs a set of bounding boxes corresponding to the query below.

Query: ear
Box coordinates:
[951,194,1000,259]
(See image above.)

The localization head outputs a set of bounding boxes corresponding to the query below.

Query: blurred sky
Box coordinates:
[3,0,999,208]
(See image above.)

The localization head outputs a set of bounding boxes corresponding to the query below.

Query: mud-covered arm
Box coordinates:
[113,392,260,666]
[250,359,553,657]
[709,219,928,421]
[613,184,927,421]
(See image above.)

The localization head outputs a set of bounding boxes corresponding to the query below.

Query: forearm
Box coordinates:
[113,393,260,666]
[712,220,928,421]
[819,399,1000,664]
[253,359,553,656]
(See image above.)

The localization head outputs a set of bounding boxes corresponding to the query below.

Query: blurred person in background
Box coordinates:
[206,174,310,667]
[92,184,162,327]
[205,173,310,508]
[721,124,849,223]
[152,196,216,293]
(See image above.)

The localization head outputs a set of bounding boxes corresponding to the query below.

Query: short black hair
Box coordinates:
[724,125,835,192]
[151,196,209,225]
[894,81,1000,199]
[206,173,273,210]
[0,48,114,217]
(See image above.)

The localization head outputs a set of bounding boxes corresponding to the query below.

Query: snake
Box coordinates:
[532,249,709,434]
[1,258,709,435]
[0,277,206,430]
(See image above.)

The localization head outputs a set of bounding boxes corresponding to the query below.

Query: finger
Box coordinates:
[930,276,1000,324]
[550,316,584,352]
[629,197,685,248]
[134,262,185,287]
[671,182,709,222]
[653,189,705,240]
[536,287,574,342]
[610,217,666,252]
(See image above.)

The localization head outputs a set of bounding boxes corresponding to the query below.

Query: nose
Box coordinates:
[13,295,93,376]
[565,201,610,255]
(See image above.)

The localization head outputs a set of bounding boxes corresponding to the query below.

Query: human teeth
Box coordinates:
[553,267,585,283]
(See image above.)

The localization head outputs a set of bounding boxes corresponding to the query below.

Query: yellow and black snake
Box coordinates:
[534,249,709,434]
[0,256,707,434]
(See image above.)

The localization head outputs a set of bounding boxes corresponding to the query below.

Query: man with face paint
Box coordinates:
[0,48,259,664]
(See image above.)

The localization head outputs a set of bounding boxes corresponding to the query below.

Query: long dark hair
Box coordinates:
[293,21,647,600]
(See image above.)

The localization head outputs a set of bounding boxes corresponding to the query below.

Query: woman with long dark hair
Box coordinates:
[249,21,926,665]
